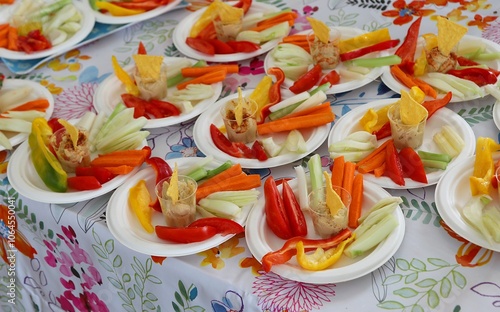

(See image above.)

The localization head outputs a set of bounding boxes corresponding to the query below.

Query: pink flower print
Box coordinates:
[253,271,336,312]
[70,245,92,265]
[43,239,56,252]
[484,19,500,44]
[81,266,103,289]
[223,76,251,94]
[83,291,110,312]
[62,225,77,240]
[57,293,76,312]
[53,82,97,120]
[60,278,76,290]
[239,58,265,76]
[292,6,317,34]
[59,251,75,277]
[44,249,57,267]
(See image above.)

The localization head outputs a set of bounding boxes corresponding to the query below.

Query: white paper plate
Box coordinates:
[436,153,500,252]
[93,56,222,129]
[328,98,475,189]
[0,1,95,60]
[106,157,257,257]
[0,79,55,151]
[493,100,500,130]
[193,89,331,169]
[84,0,182,25]
[264,26,386,95]
[381,35,500,102]
[246,178,405,284]
[8,126,146,204]
[173,2,290,63]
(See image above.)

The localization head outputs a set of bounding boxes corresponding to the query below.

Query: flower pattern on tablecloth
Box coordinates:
[382,0,436,25]
[198,234,245,269]
[53,82,98,120]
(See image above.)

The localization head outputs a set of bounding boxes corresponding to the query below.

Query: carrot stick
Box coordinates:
[282,34,308,43]
[390,65,437,98]
[91,150,150,167]
[356,139,392,169]
[7,26,17,51]
[176,69,227,90]
[257,111,334,135]
[373,163,386,177]
[257,12,298,27]
[103,165,135,175]
[181,64,239,77]
[342,161,356,203]
[249,15,296,32]
[196,173,261,201]
[348,173,364,228]
[281,102,331,120]
[0,24,9,32]
[357,151,386,174]
[0,25,8,39]
[330,155,345,188]
[198,163,243,189]
[0,38,7,48]
[11,99,49,111]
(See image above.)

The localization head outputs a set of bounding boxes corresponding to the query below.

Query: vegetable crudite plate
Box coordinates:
[93,56,222,129]
[381,35,500,103]
[84,0,182,25]
[246,178,405,284]
[264,26,386,95]
[7,121,147,204]
[193,89,331,169]
[435,153,500,252]
[328,98,475,189]
[0,79,55,152]
[0,0,95,60]
[173,1,290,63]
[106,157,256,257]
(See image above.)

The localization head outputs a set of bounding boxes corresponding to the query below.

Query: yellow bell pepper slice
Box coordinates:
[249,75,272,113]
[306,17,330,44]
[296,235,355,271]
[359,105,391,133]
[470,137,500,196]
[111,55,140,96]
[413,50,428,76]
[129,179,154,233]
[338,28,391,54]
[95,1,145,16]
[189,1,219,38]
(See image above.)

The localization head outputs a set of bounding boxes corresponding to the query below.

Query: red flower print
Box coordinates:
[239,57,265,76]
[468,14,498,31]
[382,0,435,25]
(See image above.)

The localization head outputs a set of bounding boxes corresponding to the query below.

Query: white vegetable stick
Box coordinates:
[75,111,97,131]
[0,86,33,113]
[294,165,309,210]
[0,118,32,133]
[269,91,309,112]
[338,68,366,80]
[290,90,327,114]
[1,110,45,121]
[0,131,12,150]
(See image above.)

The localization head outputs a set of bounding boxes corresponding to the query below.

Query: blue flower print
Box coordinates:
[166,137,204,159]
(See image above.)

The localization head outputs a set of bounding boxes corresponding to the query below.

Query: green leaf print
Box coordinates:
[458,105,493,126]
[400,197,441,227]
[172,281,205,312]
[378,258,467,311]
[92,229,162,311]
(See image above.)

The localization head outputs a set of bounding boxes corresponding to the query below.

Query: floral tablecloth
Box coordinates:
[2,1,500,311]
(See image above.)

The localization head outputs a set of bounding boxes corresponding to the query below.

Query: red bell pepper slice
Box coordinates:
[384,140,405,186]
[121,93,147,118]
[207,39,235,54]
[456,56,479,67]
[233,0,252,14]
[146,157,173,212]
[235,142,256,159]
[251,140,268,161]
[394,17,422,74]
[281,180,307,237]
[186,37,215,55]
[264,176,293,240]
[261,228,352,272]
[67,176,102,191]
[289,64,323,94]
[47,118,64,133]
[340,39,401,62]
[226,40,260,53]
[446,68,498,87]
[155,225,217,243]
[398,147,428,184]
[144,102,164,118]
[319,69,340,87]
[209,124,242,158]
[149,99,181,117]
[137,41,147,54]
[75,166,116,184]
[110,0,167,10]
[188,217,244,236]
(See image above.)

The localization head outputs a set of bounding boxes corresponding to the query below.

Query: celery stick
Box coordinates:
[205,160,233,179]
[347,55,401,68]
[358,197,402,223]
[0,131,12,150]
[31,0,72,19]
[417,150,452,163]
[433,132,459,157]
[268,100,304,120]
[187,167,208,181]
[206,190,259,207]
[181,155,214,176]
[421,159,448,170]
[354,203,398,238]
[344,214,398,258]
[310,83,330,95]
[198,198,241,219]
[441,125,465,152]
[294,165,309,210]
[0,118,32,133]
[473,52,500,61]
[307,154,323,206]
[269,91,309,112]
